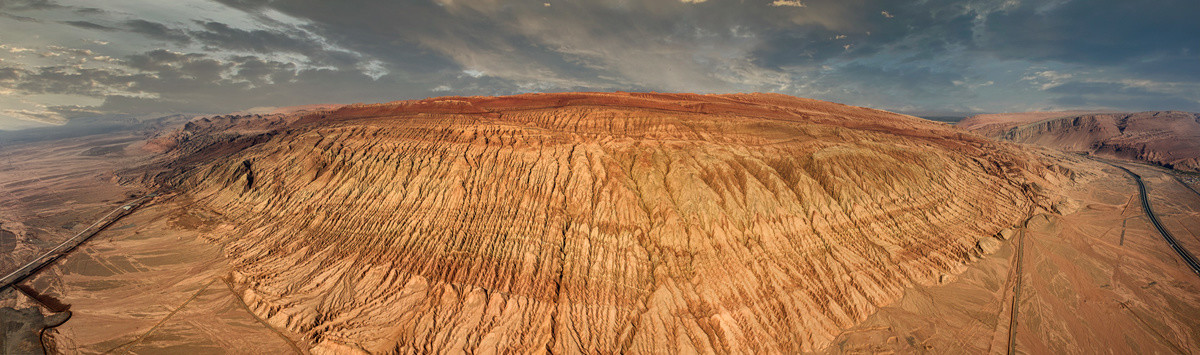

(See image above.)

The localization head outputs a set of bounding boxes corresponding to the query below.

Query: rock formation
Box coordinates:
[956,111,1109,138]
[145,92,1056,353]
[959,111,1200,172]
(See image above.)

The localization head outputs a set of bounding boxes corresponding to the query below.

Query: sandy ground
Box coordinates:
[19,200,303,353]
[822,160,1200,353]
[0,133,300,354]
[1138,166,1200,257]
[0,134,145,272]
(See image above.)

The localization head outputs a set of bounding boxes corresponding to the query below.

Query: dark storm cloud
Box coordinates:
[125,20,192,44]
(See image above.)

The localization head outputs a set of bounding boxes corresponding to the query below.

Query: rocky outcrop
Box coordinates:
[960,111,1200,172]
[956,111,1109,138]
[157,92,1053,353]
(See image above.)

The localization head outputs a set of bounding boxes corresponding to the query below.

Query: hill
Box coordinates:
[959,111,1200,172]
[135,92,1060,352]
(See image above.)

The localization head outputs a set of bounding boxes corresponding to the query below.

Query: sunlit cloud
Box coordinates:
[770,1,806,7]
[4,108,66,125]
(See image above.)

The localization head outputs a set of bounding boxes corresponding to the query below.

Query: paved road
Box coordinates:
[0,194,155,290]
[1107,163,1200,276]
[1006,227,1026,355]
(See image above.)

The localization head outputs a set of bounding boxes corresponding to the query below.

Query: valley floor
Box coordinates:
[825,158,1200,353]
[0,134,300,353]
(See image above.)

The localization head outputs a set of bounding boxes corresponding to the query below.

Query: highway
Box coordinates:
[1006,228,1026,355]
[1107,163,1200,276]
[0,194,155,290]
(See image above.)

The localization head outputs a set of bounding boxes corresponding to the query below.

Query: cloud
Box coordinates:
[0,67,23,81]
[1047,80,1200,111]
[0,0,1197,126]
[125,20,191,44]
[60,20,115,31]
[188,21,364,69]
[0,12,39,22]
[3,108,66,124]
[952,79,994,89]
[1022,70,1074,90]
[0,0,60,10]
[770,0,805,7]
[4,65,150,98]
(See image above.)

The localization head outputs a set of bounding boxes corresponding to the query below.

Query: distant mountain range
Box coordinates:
[958,111,1200,172]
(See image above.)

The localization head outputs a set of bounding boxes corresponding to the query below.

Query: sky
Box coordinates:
[0,0,1197,129]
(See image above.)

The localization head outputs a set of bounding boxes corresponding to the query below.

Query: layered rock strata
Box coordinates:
[152,92,1053,353]
[960,111,1200,172]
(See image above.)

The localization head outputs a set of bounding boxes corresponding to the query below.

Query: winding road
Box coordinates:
[1106,162,1200,276]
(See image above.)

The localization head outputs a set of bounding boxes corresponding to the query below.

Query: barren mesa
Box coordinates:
[142,92,1052,352]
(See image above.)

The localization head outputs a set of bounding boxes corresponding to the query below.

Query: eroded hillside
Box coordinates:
[960,111,1200,172]
[141,92,1063,353]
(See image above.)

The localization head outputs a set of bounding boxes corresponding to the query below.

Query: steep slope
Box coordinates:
[959,111,1200,172]
[147,92,1059,353]
[956,111,1109,138]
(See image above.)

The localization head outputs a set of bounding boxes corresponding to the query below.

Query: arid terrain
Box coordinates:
[959,111,1200,172]
[2,93,1199,354]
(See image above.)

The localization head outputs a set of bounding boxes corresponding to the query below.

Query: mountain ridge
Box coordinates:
[134,92,1066,353]
[958,111,1200,172]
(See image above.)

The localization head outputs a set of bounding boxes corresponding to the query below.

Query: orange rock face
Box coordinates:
[956,111,1110,138]
[150,92,1054,353]
[959,111,1200,172]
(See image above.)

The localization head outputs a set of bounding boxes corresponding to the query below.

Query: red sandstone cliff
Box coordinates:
[143,92,1061,353]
